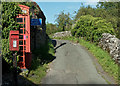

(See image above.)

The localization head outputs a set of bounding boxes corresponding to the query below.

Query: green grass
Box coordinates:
[25,39,55,84]
[26,64,48,84]
[54,36,118,83]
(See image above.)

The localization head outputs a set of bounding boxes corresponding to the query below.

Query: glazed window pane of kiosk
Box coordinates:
[17,18,23,22]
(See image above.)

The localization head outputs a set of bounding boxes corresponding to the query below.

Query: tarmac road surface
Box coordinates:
[41,40,107,84]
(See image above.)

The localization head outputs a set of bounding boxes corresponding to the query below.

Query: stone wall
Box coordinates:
[53,31,72,38]
[36,28,46,48]
[99,33,120,63]
[30,2,46,51]
[31,26,46,50]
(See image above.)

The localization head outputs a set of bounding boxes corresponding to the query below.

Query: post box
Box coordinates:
[9,30,19,51]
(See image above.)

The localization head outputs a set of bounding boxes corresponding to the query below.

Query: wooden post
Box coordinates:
[13,52,17,86]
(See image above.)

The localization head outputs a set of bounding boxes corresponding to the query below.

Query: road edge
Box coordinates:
[79,43,118,84]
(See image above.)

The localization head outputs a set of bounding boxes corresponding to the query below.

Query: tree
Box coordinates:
[55,11,73,31]
[46,23,58,35]
[75,2,120,39]
[72,15,115,42]
[74,5,96,21]
[97,2,120,38]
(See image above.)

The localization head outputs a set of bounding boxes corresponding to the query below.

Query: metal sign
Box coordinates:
[31,19,42,26]
[13,40,17,48]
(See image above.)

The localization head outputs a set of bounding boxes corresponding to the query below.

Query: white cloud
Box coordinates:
[84,2,98,6]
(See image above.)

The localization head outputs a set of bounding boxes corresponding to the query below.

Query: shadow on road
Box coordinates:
[54,43,66,50]
[52,39,66,50]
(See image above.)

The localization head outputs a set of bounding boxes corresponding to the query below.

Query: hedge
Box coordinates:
[71,15,115,43]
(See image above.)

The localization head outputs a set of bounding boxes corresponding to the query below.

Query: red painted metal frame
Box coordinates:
[17,15,26,69]
[17,5,31,69]
[19,5,30,53]
[25,14,31,53]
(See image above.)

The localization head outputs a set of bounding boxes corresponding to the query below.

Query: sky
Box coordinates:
[34,2,98,24]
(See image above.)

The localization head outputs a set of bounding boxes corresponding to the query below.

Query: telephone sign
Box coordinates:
[31,19,42,26]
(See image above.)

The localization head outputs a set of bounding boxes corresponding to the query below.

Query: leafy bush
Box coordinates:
[2,2,21,39]
[71,15,115,43]
[2,2,22,64]
[2,39,13,63]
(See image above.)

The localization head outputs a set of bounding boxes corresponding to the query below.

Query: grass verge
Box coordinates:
[55,36,118,83]
[25,39,55,85]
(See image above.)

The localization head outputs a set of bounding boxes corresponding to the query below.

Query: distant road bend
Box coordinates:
[42,40,107,84]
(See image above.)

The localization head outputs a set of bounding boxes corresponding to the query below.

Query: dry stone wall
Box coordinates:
[53,31,72,38]
[99,33,120,63]
[53,31,120,63]
[31,26,46,50]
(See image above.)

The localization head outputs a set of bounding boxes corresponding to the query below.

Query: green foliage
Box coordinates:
[2,2,22,64]
[72,15,115,43]
[2,39,13,64]
[55,11,73,31]
[0,2,2,49]
[47,11,73,35]
[75,2,119,39]
[31,39,55,70]
[46,23,60,35]
[27,64,48,84]
[26,39,55,84]
[75,5,96,21]
[2,2,21,39]
[97,2,120,38]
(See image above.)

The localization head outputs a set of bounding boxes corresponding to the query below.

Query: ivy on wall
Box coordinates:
[2,2,21,39]
[2,2,21,64]
[2,2,41,64]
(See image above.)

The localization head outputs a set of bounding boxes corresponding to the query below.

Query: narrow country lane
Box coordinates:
[41,40,107,84]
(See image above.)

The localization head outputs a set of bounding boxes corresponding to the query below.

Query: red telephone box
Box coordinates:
[16,5,32,69]
[9,30,19,51]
